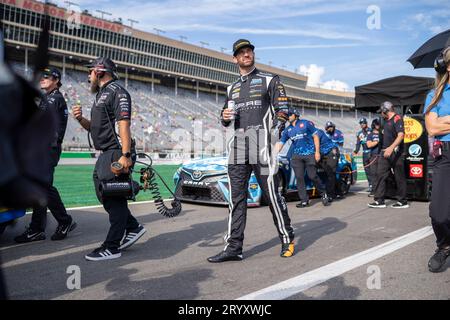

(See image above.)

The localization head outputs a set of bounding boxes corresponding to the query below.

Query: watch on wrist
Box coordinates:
[122,152,131,158]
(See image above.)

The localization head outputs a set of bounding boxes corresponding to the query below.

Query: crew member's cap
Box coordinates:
[359,117,368,125]
[371,117,381,128]
[325,121,335,129]
[288,107,302,117]
[232,39,255,56]
[42,67,62,87]
[377,101,394,113]
[85,57,119,79]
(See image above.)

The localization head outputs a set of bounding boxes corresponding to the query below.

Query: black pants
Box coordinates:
[373,151,407,203]
[291,154,325,202]
[30,146,72,232]
[368,153,380,189]
[429,146,450,249]
[320,149,339,198]
[224,130,294,255]
[93,149,140,249]
[363,152,373,187]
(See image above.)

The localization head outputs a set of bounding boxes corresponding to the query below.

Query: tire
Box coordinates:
[337,166,352,195]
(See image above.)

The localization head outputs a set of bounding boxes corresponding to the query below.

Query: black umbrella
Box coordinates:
[407,29,450,69]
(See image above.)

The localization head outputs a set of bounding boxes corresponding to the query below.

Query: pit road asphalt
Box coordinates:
[1,182,448,300]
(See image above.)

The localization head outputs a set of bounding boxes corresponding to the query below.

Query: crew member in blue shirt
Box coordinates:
[316,129,339,201]
[366,118,381,197]
[353,117,373,191]
[424,47,450,273]
[277,108,330,208]
[325,121,344,148]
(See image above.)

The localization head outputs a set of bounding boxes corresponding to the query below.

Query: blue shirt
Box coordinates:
[366,130,380,155]
[327,129,344,146]
[281,119,317,156]
[355,128,372,153]
[425,84,450,141]
[316,129,336,155]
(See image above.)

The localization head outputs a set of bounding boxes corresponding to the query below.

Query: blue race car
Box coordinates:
[173,141,357,207]
[0,208,26,235]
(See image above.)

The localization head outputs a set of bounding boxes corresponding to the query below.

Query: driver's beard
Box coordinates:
[239,58,255,69]
[90,79,99,94]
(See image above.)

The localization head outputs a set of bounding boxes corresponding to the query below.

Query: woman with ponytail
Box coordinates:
[424,46,450,273]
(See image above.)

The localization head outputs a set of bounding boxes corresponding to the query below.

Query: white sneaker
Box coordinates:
[390,201,409,209]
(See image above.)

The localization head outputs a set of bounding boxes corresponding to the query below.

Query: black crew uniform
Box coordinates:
[90,80,140,249]
[219,68,294,255]
[30,88,72,232]
[373,114,407,203]
[366,129,381,189]
[355,128,373,188]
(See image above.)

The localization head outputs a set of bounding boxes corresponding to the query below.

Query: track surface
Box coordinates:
[1,182,448,300]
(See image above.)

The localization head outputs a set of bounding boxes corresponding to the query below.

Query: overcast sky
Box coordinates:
[55,0,450,91]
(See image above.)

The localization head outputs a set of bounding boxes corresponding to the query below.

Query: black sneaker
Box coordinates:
[321,194,330,206]
[296,201,309,208]
[119,225,146,250]
[85,245,121,261]
[428,247,450,273]
[207,251,243,263]
[368,200,386,208]
[51,220,77,241]
[14,227,46,243]
[280,241,295,258]
[390,201,409,209]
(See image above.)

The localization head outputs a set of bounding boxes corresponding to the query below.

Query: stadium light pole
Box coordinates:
[64,1,79,10]
[199,41,209,48]
[24,47,28,74]
[96,10,112,20]
[128,19,139,28]
[179,35,187,42]
[153,28,166,36]
[220,47,227,53]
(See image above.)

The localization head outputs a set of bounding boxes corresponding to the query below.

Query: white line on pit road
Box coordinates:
[25,199,174,214]
[237,226,433,300]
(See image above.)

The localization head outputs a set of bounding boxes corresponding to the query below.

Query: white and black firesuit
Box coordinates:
[219,67,295,255]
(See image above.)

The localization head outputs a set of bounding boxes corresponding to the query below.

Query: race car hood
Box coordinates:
[181,157,228,176]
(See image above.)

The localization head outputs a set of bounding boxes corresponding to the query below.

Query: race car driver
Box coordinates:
[208,39,295,263]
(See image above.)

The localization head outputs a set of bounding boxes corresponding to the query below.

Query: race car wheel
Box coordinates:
[337,166,352,195]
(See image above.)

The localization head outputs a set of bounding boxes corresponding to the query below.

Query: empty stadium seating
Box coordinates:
[10,64,370,154]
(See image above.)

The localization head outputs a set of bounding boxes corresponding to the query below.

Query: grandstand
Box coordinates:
[2,0,375,155]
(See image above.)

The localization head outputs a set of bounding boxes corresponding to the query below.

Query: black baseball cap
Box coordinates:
[42,67,62,87]
[325,121,335,129]
[288,107,301,117]
[232,39,255,56]
[377,101,394,113]
[85,57,119,79]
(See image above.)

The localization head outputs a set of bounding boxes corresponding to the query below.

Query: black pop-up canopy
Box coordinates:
[354,75,434,114]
